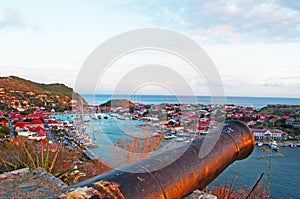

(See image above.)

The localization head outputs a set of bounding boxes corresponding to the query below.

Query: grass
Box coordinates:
[212,173,265,199]
[1,139,60,173]
[0,137,110,185]
[112,133,166,165]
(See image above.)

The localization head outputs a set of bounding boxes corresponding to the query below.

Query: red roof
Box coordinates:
[14,121,30,129]
[252,129,266,133]
[42,111,51,115]
[33,126,44,131]
[233,114,242,119]
[252,129,286,134]
[199,121,210,127]
[270,129,286,134]
[9,112,22,118]
[263,114,271,117]
[14,120,44,129]
[0,121,8,126]
[36,129,46,137]
[31,120,43,125]
[24,114,45,119]
[281,116,290,119]
[48,120,58,124]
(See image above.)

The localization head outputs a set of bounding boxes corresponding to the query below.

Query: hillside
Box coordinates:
[258,104,300,117]
[0,76,81,99]
[0,76,87,110]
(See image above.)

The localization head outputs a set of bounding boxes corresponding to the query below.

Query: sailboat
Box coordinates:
[103,106,108,119]
[92,113,98,120]
[257,141,263,147]
[269,140,279,151]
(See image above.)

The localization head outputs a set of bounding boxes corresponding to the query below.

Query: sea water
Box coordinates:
[82,94,300,108]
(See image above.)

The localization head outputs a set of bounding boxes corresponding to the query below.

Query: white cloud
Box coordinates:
[123,0,300,44]
[0,9,25,29]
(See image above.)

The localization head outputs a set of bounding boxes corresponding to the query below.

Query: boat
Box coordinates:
[256,141,263,147]
[92,113,98,120]
[257,156,265,159]
[269,140,279,151]
[278,154,284,158]
[165,134,176,139]
[175,137,189,142]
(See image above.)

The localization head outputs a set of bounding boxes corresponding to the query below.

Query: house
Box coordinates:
[14,120,44,131]
[23,113,45,120]
[16,127,34,137]
[16,126,46,140]
[252,129,287,140]
[269,118,278,123]
[47,119,58,128]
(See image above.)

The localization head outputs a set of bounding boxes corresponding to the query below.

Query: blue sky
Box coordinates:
[0,0,299,98]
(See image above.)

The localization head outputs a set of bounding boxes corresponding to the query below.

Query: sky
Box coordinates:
[0,0,299,98]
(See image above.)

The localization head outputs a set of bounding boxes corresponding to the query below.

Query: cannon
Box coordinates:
[53,120,254,199]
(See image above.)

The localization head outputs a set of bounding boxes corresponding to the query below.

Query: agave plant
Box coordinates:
[1,139,60,173]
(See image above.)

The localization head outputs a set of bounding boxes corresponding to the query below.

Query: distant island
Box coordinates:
[0,76,86,112]
[100,99,135,108]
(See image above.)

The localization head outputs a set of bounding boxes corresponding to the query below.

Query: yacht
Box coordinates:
[269,140,279,151]
[256,141,263,147]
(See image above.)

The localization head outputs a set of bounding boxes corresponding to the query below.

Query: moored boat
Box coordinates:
[256,141,263,147]
[269,140,279,151]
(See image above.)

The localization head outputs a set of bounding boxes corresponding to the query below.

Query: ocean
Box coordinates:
[82,94,300,108]
[76,94,300,198]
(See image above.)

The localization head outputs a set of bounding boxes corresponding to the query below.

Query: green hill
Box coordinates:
[0,76,87,106]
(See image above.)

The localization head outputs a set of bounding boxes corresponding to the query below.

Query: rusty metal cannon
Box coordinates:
[52,120,254,199]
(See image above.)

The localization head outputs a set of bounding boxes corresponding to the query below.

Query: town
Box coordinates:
[1,95,300,149]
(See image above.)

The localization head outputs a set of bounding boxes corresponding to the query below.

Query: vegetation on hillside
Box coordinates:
[0,76,82,100]
[0,76,87,112]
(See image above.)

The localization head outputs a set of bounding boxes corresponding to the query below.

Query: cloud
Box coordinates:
[0,8,43,32]
[277,0,300,11]
[261,72,300,87]
[123,0,300,44]
[195,0,300,43]
[0,9,26,30]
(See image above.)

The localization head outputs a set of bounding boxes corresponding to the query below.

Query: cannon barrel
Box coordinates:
[54,120,254,199]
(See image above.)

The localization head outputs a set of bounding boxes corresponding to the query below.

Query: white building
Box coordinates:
[252,129,287,140]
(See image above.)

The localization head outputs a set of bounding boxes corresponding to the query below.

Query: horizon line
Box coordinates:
[79,93,300,99]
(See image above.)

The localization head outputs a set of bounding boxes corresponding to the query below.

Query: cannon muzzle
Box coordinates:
[54,120,254,199]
